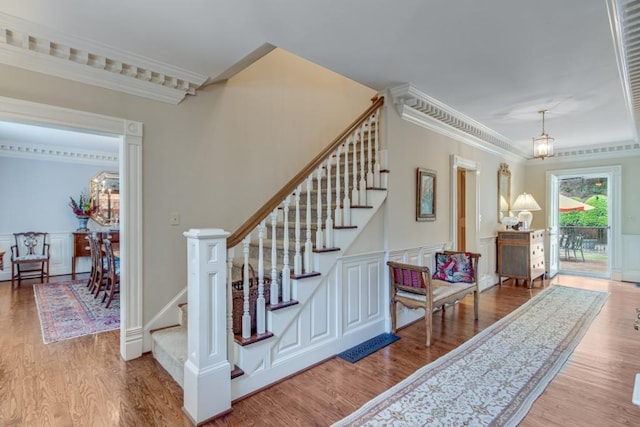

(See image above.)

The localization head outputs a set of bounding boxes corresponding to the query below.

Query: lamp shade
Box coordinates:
[512,192,540,230]
[512,193,541,212]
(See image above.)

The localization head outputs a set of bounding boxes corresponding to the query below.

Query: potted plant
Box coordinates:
[69,191,97,231]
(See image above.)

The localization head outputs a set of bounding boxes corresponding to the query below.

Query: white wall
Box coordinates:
[0,156,109,234]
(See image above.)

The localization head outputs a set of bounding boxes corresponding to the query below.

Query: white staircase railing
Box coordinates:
[226,96,383,340]
[183,97,384,424]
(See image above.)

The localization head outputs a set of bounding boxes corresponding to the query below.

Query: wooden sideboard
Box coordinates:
[497,229,545,288]
[72,231,119,278]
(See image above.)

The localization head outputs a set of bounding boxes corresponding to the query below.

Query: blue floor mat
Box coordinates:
[337,333,400,363]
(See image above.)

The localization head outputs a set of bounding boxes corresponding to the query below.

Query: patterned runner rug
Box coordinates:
[33,280,120,344]
[333,285,608,427]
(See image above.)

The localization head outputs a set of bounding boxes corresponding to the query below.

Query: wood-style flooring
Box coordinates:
[1,274,639,426]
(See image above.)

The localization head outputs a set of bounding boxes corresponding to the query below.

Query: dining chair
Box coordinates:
[10,232,50,289]
[102,238,120,308]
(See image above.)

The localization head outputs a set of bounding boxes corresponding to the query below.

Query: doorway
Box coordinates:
[0,95,144,360]
[546,166,621,279]
[451,155,479,253]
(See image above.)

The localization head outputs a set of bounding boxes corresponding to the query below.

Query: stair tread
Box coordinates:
[152,325,187,362]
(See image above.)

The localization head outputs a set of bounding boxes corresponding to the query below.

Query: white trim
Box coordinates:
[0,13,208,104]
[546,165,622,280]
[606,0,638,136]
[451,155,480,253]
[0,140,118,166]
[390,84,527,161]
[0,95,144,361]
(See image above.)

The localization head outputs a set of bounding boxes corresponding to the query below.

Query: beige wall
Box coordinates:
[383,103,524,252]
[524,156,640,234]
[0,48,376,323]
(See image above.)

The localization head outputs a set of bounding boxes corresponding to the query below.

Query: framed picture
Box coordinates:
[416,168,436,221]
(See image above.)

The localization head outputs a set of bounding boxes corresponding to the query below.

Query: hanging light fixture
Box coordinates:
[532,110,554,160]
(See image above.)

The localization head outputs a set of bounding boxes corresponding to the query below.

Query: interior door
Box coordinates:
[457,169,466,251]
[547,174,559,278]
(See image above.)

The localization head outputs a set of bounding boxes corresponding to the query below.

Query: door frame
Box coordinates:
[451,155,479,252]
[0,96,144,360]
[546,165,621,280]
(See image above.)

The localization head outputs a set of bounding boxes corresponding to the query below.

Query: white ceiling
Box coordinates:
[0,0,636,156]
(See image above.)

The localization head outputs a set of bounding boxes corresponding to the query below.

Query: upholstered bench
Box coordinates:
[388,251,480,347]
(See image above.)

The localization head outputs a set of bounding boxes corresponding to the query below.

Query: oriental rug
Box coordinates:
[333,285,608,427]
[34,280,120,344]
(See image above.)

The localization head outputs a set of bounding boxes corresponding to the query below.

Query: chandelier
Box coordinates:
[532,110,554,160]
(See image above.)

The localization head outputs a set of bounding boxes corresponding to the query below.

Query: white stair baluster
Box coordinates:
[334,145,342,227]
[359,123,367,206]
[256,221,266,334]
[282,196,291,303]
[227,247,235,363]
[351,130,359,206]
[316,167,324,250]
[374,109,381,188]
[294,185,302,275]
[242,235,251,339]
[270,209,279,306]
[343,134,352,226]
[325,157,334,248]
[366,115,373,188]
[304,176,313,273]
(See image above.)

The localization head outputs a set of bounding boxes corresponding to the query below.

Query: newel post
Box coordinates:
[183,228,231,424]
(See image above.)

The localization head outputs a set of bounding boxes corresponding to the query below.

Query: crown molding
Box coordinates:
[0,140,119,166]
[389,84,527,162]
[0,13,208,104]
[525,141,640,164]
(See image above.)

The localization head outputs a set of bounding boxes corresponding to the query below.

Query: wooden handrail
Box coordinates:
[227,96,384,248]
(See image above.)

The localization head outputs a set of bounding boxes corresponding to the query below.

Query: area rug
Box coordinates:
[332,285,608,427]
[338,333,400,363]
[33,280,120,344]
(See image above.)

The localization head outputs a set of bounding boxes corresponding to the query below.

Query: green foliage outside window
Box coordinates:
[559,195,608,227]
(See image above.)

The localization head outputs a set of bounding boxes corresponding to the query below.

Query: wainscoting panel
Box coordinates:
[478,235,497,291]
[622,234,640,282]
[340,255,385,335]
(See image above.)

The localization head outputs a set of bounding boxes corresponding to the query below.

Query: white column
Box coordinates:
[294,185,302,275]
[359,123,367,206]
[282,196,291,302]
[373,109,381,188]
[183,228,231,424]
[351,130,359,205]
[256,221,266,334]
[241,236,251,339]
[334,145,342,227]
[325,158,334,248]
[226,247,234,363]
[343,135,352,226]
[366,115,373,188]
[316,167,324,249]
[270,209,279,305]
[305,176,313,273]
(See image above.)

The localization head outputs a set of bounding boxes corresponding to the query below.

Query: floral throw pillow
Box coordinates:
[432,252,474,283]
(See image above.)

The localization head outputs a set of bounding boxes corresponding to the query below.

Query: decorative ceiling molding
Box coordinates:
[389,84,528,160]
[0,13,208,104]
[527,141,640,164]
[0,140,119,166]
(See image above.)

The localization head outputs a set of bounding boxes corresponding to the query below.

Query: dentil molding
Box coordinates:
[0,13,208,104]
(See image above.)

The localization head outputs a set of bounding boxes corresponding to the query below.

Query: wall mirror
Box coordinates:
[498,163,511,221]
[90,171,120,226]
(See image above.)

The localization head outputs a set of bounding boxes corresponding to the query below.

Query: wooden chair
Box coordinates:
[102,239,120,308]
[10,232,50,289]
[87,232,105,294]
[388,251,480,347]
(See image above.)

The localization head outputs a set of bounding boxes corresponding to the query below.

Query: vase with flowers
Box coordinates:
[69,191,97,231]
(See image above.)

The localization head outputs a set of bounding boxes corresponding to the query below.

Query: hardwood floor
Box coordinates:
[1,274,639,426]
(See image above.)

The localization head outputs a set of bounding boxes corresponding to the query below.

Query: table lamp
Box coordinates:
[512,192,541,230]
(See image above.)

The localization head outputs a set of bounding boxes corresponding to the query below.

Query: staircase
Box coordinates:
[151,97,386,416]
